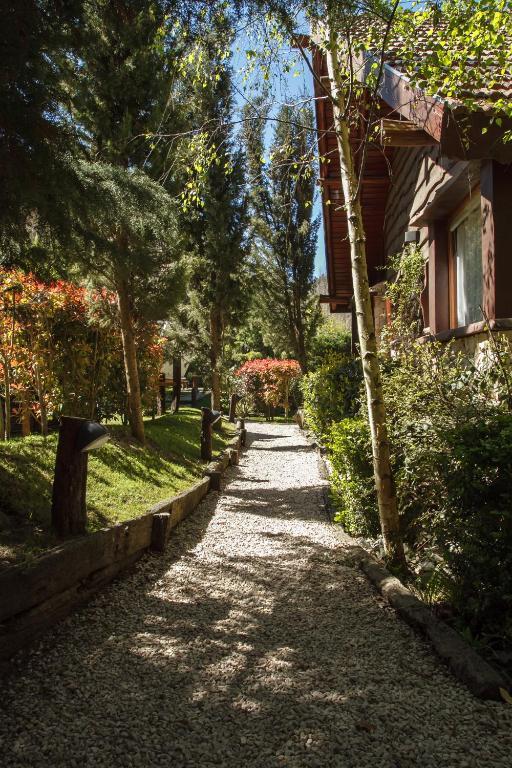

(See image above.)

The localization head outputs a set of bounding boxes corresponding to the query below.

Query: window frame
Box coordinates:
[448,187,482,329]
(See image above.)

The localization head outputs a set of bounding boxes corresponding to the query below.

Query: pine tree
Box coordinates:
[66,0,189,442]
[0,1,83,257]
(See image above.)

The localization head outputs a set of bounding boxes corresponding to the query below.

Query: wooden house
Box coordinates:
[311,23,512,355]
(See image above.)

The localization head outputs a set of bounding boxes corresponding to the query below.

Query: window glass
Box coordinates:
[454,203,482,327]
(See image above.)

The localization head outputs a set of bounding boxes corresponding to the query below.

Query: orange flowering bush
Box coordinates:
[0,269,164,435]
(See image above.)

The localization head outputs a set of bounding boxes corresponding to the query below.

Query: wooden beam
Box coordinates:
[318,177,388,187]
[381,118,439,147]
[319,293,352,304]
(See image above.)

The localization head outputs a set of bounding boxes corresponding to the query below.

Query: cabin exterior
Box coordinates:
[311,29,512,357]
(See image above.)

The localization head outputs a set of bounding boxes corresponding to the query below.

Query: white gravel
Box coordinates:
[1,422,511,768]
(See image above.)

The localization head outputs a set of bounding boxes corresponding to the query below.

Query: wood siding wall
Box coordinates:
[384,147,482,333]
[384,147,473,258]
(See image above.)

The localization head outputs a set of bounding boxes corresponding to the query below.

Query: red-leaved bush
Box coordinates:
[234,358,301,416]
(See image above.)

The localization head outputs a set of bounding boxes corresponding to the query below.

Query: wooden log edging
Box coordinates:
[0,432,243,665]
[351,545,510,701]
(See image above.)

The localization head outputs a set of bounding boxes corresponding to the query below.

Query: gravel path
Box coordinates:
[1,422,511,768]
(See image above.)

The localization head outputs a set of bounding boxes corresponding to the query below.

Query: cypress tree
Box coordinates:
[0,1,83,258]
[245,103,320,372]
[183,56,248,411]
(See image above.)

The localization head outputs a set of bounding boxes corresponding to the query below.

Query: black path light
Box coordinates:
[51,416,110,537]
[75,420,110,452]
[200,407,221,461]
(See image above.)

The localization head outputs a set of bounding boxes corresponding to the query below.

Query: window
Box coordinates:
[450,197,483,327]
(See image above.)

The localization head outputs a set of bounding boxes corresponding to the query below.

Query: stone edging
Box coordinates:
[311,430,511,702]
[0,431,242,666]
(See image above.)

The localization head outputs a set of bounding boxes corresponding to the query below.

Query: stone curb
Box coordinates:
[309,428,511,702]
[347,544,509,701]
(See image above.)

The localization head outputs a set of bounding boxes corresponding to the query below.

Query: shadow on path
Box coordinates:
[1,424,511,768]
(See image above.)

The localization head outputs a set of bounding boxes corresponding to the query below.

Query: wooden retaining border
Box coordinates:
[0,433,242,664]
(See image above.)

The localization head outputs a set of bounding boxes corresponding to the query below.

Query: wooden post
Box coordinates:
[51,416,89,537]
[151,512,171,553]
[157,373,166,416]
[191,377,198,405]
[200,407,213,462]
[205,466,221,491]
[228,393,239,423]
[171,356,181,413]
[237,417,246,448]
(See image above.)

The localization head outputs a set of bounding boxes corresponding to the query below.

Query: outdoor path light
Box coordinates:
[51,416,110,537]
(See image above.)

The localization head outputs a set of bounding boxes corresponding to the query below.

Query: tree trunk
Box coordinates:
[1,356,10,440]
[228,393,239,422]
[325,23,405,567]
[295,320,308,374]
[200,407,213,461]
[157,374,166,416]
[34,361,48,437]
[191,376,198,405]
[171,356,181,413]
[115,273,145,444]
[292,280,308,373]
[210,309,222,411]
[21,391,31,437]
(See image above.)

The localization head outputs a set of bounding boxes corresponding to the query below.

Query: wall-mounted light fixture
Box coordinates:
[404,229,420,244]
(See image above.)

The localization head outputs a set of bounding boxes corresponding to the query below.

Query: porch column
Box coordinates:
[481,160,512,321]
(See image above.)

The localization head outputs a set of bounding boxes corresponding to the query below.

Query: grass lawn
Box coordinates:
[0,407,235,568]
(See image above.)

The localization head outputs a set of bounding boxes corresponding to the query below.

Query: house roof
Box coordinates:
[308,12,512,312]
[356,15,512,111]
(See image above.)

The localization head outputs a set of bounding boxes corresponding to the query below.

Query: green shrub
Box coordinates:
[381,334,512,648]
[301,352,362,440]
[308,322,351,369]
[431,413,512,640]
[326,418,380,538]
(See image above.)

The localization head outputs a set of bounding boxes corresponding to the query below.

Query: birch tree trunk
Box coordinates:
[115,273,145,444]
[325,21,405,566]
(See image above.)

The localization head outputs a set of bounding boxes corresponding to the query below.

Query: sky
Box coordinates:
[231,29,327,277]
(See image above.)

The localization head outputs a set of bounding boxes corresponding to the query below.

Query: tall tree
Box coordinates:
[66,0,189,442]
[0,1,83,260]
[244,0,512,565]
[245,103,320,372]
[182,56,248,411]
